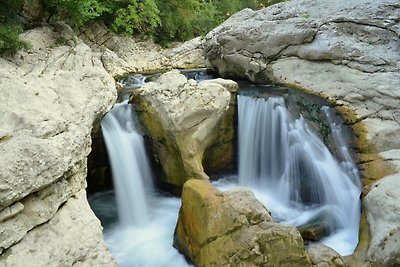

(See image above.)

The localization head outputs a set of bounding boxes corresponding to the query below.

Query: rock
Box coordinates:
[307,243,347,267]
[364,173,400,266]
[0,26,116,264]
[131,70,232,187]
[298,207,338,242]
[205,0,399,80]
[202,78,238,173]
[21,0,45,23]
[0,191,116,266]
[174,179,311,267]
[79,23,206,76]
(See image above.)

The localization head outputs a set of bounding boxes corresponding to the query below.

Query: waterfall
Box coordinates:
[101,100,154,227]
[98,76,191,267]
[237,95,361,255]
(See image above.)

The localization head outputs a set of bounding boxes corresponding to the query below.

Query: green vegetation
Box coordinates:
[0,0,30,54]
[1,0,286,53]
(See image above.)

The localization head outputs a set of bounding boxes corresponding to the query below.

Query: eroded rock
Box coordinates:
[174,179,311,267]
[80,23,206,77]
[131,70,233,187]
[307,244,347,267]
[0,26,116,264]
[365,173,400,266]
[0,191,115,266]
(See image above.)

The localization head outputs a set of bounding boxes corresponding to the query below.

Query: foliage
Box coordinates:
[43,0,107,27]
[0,26,30,54]
[106,0,161,35]
[0,0,30,54]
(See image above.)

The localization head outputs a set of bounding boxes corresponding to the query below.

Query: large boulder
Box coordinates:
[0,26,116,264]
[130,70,234,187]
[174,179,311,267]
[204,0,400,264]
[364,173,400,266]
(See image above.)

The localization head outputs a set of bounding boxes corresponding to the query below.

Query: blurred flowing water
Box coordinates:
[91,76,191,267]
[218,94,361,256]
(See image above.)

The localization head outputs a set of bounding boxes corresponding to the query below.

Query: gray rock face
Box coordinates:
[0,27,116,265]
[205,0,399,79]
[204,1,400,264]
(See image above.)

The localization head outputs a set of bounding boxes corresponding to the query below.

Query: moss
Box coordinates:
[203,92,237,173]
[130,92,188,187]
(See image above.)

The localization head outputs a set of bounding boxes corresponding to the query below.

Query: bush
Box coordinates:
[0,26,30,54]
[0,0,30,54]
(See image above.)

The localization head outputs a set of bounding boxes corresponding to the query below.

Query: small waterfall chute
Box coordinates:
[101,100,154,227]
[99,75,191,267]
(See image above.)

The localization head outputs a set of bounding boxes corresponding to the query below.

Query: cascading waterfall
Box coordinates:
[98,76,191,267]
[237,95,361,256]
[101,99,154,226]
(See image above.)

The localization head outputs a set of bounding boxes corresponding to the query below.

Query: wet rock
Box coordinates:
[174,179,311,267]
[307,243,347,267]
[131,70,233,187]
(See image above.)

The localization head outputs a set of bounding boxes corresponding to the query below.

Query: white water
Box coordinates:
[101,76,191,267]
[233,95,361,256]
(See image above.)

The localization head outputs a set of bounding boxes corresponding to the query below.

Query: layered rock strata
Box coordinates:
[174,179,311,267]
[204,0,400,264]
[0,26,116,265]
[131,70,234,187]
[80,23,205,77]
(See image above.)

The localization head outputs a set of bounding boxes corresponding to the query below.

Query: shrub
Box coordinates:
[0,26,30,54]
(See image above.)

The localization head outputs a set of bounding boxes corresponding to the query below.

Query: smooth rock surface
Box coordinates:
[131,70,233,186]
[365,173,400,266]
[0,26,116,264]
[307,244,347,267]
[0,191,115,267]
[174,179,311,267]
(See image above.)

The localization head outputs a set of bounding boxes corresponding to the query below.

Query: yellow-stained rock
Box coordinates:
[174,179,311,267]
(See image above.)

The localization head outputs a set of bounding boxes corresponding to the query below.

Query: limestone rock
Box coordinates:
[174,179,311,267]
[0,191,116,267]
[307,244,347,267]
[365,173,400,266]
[205,0,399,80]
[80,23,206,76]
[0,26,116,263]
[202,78,238,173]
[131,70,232,186]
